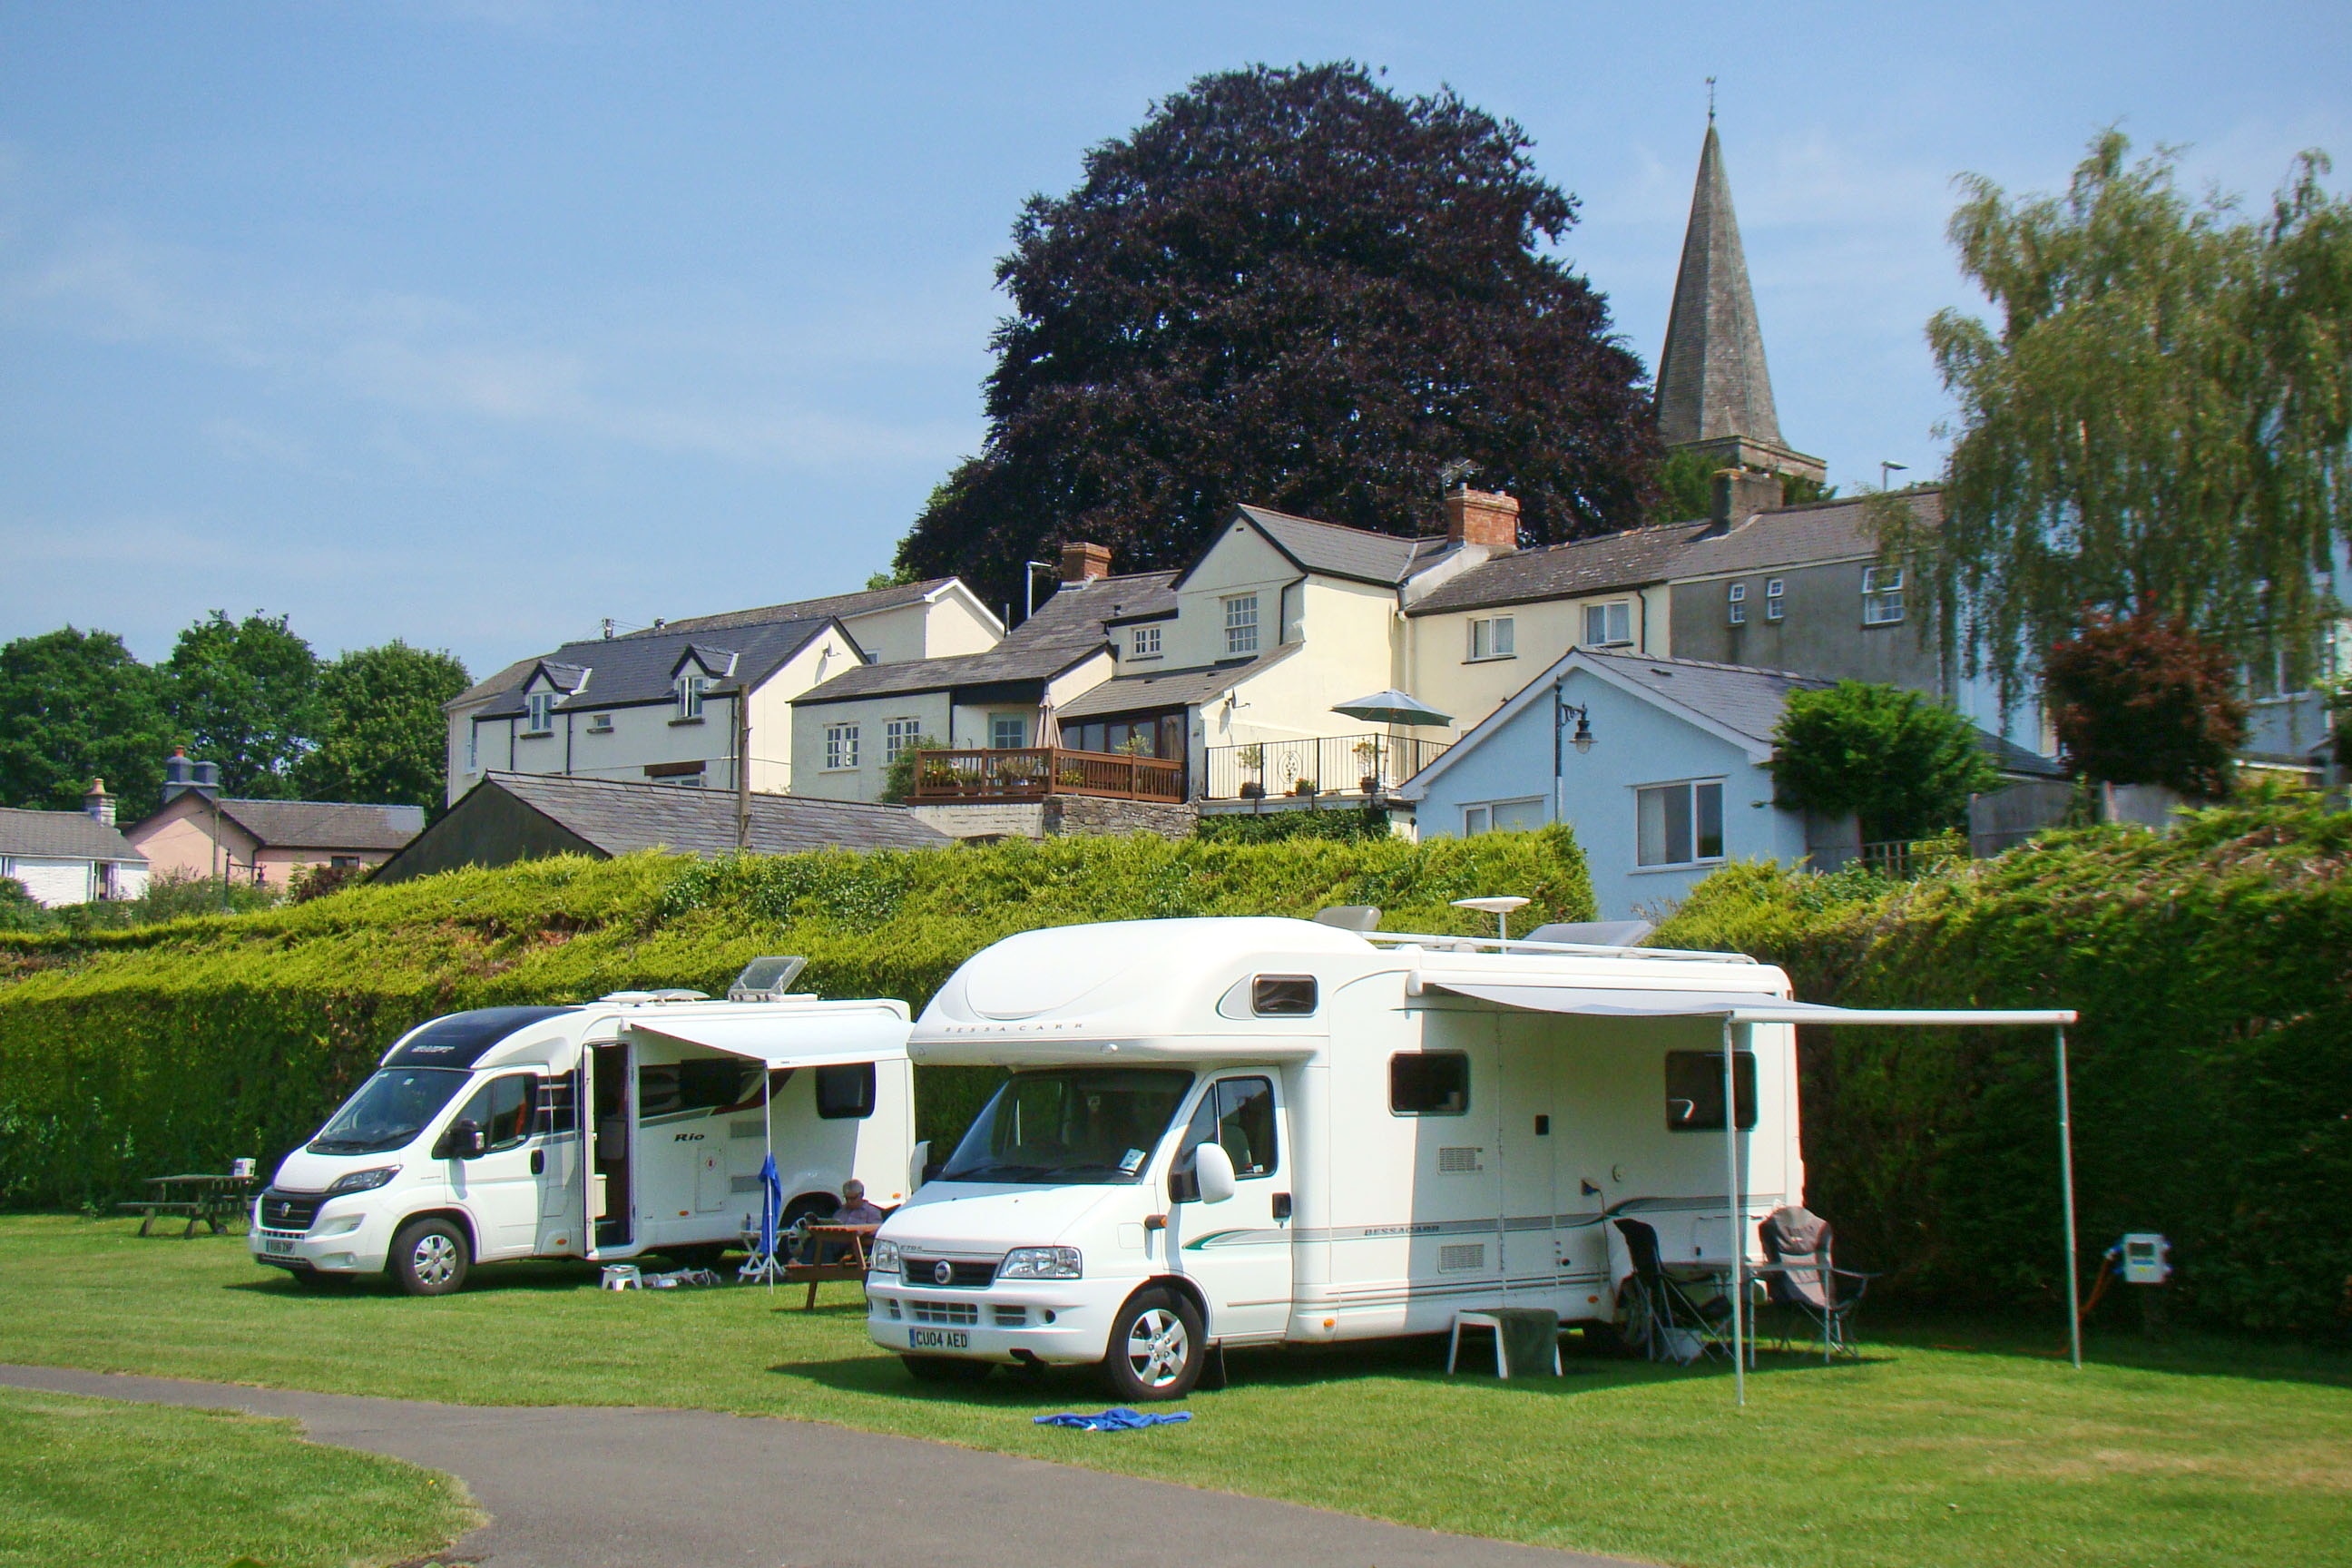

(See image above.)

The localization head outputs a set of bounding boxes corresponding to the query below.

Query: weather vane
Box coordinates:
[1707,77,1717,123]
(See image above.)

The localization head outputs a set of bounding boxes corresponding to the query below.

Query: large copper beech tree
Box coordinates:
[895,63,1660,609]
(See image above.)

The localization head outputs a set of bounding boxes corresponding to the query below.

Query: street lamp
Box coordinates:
[1023,560,1055,622]
[1880,460,1909,492]
[1551,685,1594,828]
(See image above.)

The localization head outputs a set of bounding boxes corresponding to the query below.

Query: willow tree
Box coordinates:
[1885,132,2352,713]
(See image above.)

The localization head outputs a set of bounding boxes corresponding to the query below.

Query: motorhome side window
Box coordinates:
[1177,1077,1278,1180]
[1664,1050,1757,1132]
[534,1074,578,1137]
[815,1062,877,1120]
[449,1074,535,1152]
[1251,975,1317,1015]
[637,1059,762,1119]
[1390,1052,1469,1116]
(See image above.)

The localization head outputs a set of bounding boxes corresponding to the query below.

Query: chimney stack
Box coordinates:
[1060,541,1112,584]
[1444,487,1520,554]
[83,779,114,828]
[1710,468,1785,532]
[162,748,220,805]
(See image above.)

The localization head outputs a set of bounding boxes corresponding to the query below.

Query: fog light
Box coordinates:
[323,1253,357,1269]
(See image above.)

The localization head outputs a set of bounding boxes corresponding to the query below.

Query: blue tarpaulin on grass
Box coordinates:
[1034,1407,1192,1431]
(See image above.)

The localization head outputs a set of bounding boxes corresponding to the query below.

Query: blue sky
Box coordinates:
[5,2,2347,677]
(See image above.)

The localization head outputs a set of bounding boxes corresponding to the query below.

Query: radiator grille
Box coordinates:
[908,1298,980,1327]
[902,1258,996,1289]
[1438,1242,1487,1272]
[993,1305,1027,1327]
[1437,1147,1484,1173]
[258,1189,324,1232]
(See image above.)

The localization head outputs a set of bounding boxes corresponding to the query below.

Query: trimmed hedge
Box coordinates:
[0,828,1593,1211]
[1653,791,2352,1339]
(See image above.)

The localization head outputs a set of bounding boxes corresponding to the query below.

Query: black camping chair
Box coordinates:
[1611,1217,1731,1364]
[1757,1206,1872,1362]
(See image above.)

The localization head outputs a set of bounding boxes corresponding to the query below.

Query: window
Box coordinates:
[637,1059,762,1119]
[329,855,359,869]
[989,713,1027,750]
[1636,779,1726,867]
[524,691,554,734]
[1463,799,1546,836]
[825,723,859,769]
[448,1073,536,1152]
[1390,1053,1470,1116]
[1665,1050,1757,1132]
[587,712,614,733]
[938,1067,1194,1185]
[465,723,478,771]
[1251,975,1318,1015]
[1727,583,1748,626]
[1862,564,1905,625]
[815,1062,877,1121]
[1132,624,1161,658]
[534,1074,578,1137]
[1176,1076,1278,1180]
[884,718,922,764]
[1224,593,1260,655]
[1468,615,1516,661]
[674,673,707,720]
[1765,579,1786,622]
[1582,601,1632,647]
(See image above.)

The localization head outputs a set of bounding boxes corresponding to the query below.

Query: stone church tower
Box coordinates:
[1654,115,1826,485]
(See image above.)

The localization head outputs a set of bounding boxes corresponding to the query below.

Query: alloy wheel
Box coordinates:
[1124,1307,1189,1388]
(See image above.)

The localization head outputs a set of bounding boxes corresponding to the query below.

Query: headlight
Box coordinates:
[868,1239,901,1272]
[325,1166,401,1196]
[997,1246,1082,1279]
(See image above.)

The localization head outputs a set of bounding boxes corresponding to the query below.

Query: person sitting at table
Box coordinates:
[798,1180,885,1264]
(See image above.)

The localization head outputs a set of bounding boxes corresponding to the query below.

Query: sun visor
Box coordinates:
[1426,982,2073,1029]
[623,1008,912,1066]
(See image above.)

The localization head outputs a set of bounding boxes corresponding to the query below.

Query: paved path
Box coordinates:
[0,1364,1643,1568]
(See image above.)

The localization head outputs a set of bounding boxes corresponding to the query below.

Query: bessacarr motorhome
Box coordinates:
[866,916,1818,1398]
[253,958,916,1295]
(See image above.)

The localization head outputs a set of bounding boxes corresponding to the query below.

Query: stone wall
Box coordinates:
[911,796,1198,841]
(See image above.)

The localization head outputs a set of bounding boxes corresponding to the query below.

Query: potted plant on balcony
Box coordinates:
[1353,737,1382,795]
[1292,778,1318,798]
[1236,743,1264,800]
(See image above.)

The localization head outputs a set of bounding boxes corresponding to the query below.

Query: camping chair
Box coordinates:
[1756,1206,1871,1362]
[1609,1217,1731,1364]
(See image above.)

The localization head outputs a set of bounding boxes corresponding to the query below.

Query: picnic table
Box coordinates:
[780,1222,880,1310]
[118,1173,256,1238]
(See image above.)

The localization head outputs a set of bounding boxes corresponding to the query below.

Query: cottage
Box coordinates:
[0,781,148,906]
[130,790,425,890]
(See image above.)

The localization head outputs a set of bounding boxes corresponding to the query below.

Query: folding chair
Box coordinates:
[1757,1206,1871,1362]
[1610,1217,1730,1364]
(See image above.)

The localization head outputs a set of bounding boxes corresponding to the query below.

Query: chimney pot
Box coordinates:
[1710,468,1785,532]
[1060,541,1112,584]
[83,779,115,828]
[1444,488,1521,554]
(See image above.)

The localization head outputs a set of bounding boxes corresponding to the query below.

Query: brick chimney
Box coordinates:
[83,778,114,828]
[1060,541,1112,584]
[1710,468,1785,532]
[1444,487,1521,554]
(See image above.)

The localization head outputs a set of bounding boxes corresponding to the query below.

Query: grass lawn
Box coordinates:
[0,1381,479,1568]
[1,1216,2346,1568]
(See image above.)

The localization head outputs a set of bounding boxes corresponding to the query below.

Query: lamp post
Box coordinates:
[1552,684,1593,824]
[1880,460,1908,492]
[1023,561,1055,622]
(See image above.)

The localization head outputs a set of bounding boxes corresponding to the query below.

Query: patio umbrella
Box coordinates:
[1037,692,1062,750]
[1330,689,1452,727]
[754,1152,784,1289]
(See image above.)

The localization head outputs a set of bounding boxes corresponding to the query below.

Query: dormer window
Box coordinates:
[524,692,555,734]
[1132,625,1161,659]
[1224,594,1259,656]
[674,673,708,720]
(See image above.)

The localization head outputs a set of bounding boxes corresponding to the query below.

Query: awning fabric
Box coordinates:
[1427,981,2074,1029]
[624,1008,911,1067]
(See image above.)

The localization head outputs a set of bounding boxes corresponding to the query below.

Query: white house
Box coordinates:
[0,782,148,906]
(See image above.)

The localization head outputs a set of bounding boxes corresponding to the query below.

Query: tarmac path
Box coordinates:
[0,1363,1646,1568]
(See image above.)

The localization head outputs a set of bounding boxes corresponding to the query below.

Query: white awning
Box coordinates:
[1427,981,2075,1029]
[623,1008,912,1067]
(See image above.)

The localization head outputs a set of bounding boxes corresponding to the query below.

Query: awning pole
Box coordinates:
[764,1066,775,1295]
[2055,1024,2080,1369]
[1723,1016,1745,1407]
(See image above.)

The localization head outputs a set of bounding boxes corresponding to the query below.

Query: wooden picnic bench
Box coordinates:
[117,1174,255,1238]
[780,1222,879,1309]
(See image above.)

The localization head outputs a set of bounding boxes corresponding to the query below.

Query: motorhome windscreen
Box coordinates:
[308,1068,472,1155]
[940,1069,1194,1184]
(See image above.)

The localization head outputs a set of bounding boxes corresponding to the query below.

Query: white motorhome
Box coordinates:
[866,916,1812,1397]
[252,959,916,1295]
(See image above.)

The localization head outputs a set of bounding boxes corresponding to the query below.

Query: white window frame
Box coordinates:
[1765,578,1786,622]
[1727,583,1748,626]
[1132,624,1162,659]
[1466,614,1516,662]
[989,712,1028,750]
[1224,593,1260,656]
[1634,778,1727,869]
[587,712,614,734]
[1862,564,1906,626]
[1462,797,1546,837]
[1582,600,1633,648]
[524,691,554,735]
[674,672,708,720]
[884,717,922,764]
[465,722,478,770]
[825,723,860,770]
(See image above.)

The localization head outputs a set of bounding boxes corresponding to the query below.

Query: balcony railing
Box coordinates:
[1203,732,1451,801]
[910,747,1186,804]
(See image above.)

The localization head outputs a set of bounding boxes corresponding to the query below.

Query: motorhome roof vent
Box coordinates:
[728,956,808,1002]
[595,988,709,1004]
[1311,905,1380,932]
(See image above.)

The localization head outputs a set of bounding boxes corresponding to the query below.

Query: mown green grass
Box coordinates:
[3,1216,2347,1568]
[0,1381,479,1568]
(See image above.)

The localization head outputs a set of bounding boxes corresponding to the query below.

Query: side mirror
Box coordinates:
[446,1120,487,1161]
[1192,1142,1238,1205]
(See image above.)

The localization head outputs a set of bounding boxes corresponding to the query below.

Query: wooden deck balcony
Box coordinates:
[909,747,1186,804]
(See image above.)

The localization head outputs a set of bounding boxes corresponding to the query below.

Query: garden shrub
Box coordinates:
[0,828,1592,1212]
[1654,787,2352,1338]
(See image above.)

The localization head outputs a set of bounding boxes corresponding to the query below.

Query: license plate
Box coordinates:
[908,1328,968,1349]
[262,1238,294,1256]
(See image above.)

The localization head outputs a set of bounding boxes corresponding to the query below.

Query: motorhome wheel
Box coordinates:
[389,1217,471,1297]
[902,1355,993,1386]
[1101,1288,1204,1402]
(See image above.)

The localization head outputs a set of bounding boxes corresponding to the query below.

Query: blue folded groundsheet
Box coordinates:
[1033,1407,1192,1431]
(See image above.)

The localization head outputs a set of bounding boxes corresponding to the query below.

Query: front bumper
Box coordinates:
[864,1275,1131,1366]
[248,1198,394,1275]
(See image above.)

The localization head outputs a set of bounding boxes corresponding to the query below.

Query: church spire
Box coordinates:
[1653,116,1825,484]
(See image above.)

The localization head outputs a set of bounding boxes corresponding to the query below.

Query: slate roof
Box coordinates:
[1672,492,1937,578]
[485,773,949,856]
[1657,122,1785,449]
[471,615,840,721]
[217,799,426,852]
[797,571,1176,705]
[1057,644,1301,720]
[0,807,146,864]
[1220,506,1446,588]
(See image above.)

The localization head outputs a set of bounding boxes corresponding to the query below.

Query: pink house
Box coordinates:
[128,795,426,890]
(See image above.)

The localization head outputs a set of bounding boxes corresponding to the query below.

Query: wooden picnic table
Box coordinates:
[780,1222,880,1310]
[117,1173,256,1238]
